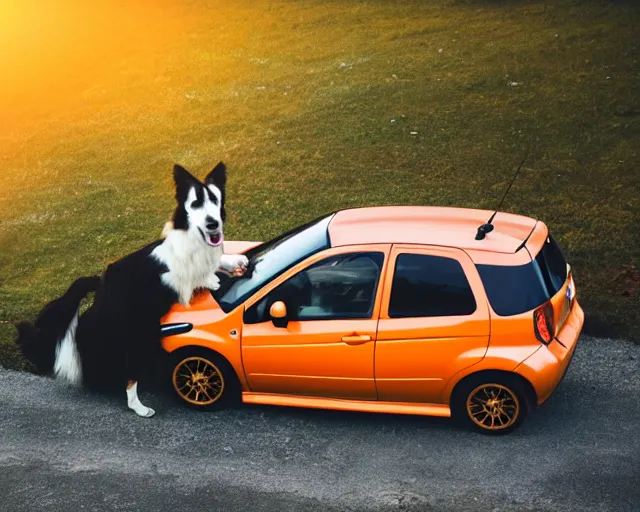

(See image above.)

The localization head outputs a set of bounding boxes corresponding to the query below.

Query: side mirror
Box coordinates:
[269,301,288,328]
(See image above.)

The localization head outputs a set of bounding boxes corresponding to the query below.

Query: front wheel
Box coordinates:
[452,375,529,434]
[169,348,239,410]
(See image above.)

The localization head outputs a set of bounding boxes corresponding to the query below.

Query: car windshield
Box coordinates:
[214,213,334,312]
[476,234,568,316]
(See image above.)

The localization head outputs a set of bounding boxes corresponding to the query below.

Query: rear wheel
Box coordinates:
[169,348,239,410]
[452,374,529,434]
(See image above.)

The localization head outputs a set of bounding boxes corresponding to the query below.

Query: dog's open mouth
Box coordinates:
[207,232,223,247]
[199,228,223,247]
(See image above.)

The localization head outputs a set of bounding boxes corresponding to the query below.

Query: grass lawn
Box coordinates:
[1,0,638,370]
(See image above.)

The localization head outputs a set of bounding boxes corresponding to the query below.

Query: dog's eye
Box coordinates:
[190,200,200,208]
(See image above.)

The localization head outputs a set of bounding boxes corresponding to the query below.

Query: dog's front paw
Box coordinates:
[221,254,249,276]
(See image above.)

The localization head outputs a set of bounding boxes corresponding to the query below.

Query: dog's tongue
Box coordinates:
[209,233,222,246]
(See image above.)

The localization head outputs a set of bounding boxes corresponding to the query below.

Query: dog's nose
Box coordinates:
[205,217,219,231]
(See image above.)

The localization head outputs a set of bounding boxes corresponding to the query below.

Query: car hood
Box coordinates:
[161,291,225,325]
[223,240,262,254]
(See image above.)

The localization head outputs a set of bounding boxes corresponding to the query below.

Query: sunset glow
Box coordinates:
[0,0,184,133]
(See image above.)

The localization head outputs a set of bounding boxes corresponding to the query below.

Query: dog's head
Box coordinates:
[171,162,227,247]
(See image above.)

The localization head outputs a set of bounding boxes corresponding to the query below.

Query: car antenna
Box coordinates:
[475,146,534,241]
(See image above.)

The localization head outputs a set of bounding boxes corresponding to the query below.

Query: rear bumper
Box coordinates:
[515,298,585,405]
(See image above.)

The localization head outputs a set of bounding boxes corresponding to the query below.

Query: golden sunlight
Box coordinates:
[0,0,182,134]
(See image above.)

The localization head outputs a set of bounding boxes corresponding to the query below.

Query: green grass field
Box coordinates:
[1,0,639,370]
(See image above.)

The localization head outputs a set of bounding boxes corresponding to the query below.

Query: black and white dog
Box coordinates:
[15,162,248,418]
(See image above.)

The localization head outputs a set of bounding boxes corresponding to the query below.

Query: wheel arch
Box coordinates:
[164,338,249,391]
[449,369,538,408]
[167,344,245,394]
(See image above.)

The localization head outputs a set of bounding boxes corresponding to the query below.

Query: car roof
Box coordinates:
[327,206,539,255]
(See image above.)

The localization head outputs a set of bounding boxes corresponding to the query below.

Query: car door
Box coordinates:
[241,244,391,400]
[375,245,490,404]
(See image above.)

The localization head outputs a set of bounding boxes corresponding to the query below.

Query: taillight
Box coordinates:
[533,302,555,344]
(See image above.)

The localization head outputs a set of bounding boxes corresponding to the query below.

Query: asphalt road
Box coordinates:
[1,336,639,512]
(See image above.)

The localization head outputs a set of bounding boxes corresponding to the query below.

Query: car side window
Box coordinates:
[244,252,385,323]
[388,253,477,318]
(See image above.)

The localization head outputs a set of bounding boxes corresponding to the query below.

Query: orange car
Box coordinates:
[160,206,584,434]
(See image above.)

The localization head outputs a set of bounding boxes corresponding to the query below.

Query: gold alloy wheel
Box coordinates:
[172,356,225,406]
[466,383,520,431]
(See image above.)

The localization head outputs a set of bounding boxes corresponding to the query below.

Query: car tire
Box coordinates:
[451,373,529,435]
[168,347,240,410]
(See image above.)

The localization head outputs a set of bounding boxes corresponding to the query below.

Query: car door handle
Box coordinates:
[341,334,372,345]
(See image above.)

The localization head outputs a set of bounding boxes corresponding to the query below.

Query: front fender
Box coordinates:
[161,296,248,390]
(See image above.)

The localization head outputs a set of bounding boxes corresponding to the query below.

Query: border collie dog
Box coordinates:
[15,162,248,418]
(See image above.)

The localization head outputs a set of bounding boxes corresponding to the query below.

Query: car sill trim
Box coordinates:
[242,392,451,417]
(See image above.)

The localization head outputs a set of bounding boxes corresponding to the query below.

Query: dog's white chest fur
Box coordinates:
[151,229,222,305]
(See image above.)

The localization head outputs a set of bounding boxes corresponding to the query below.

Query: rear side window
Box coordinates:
[389,254,477,318]
[477,234,568,316]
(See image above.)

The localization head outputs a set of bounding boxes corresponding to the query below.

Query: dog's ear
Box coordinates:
[205,162,227,221]
[204,161,226,191]
[172,164,201,230]
[173,164,200,201]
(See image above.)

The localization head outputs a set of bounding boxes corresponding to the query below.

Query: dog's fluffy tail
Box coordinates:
[15,276,100,383]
